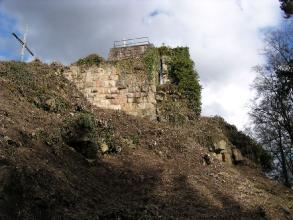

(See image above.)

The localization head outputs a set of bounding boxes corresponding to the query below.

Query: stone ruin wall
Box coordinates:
[63,64,157,120]
[108,44,153,61]
[63,63,244,165]
[63,43,244,166]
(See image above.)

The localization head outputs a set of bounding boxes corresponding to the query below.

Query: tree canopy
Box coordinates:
[280,0,293,18]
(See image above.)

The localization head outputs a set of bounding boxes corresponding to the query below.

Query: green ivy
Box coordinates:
[115,58,135,74]
[143,47,160,80]
[162,47,202,116]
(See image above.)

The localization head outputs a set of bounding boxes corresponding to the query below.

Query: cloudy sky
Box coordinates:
[0,0,285,129]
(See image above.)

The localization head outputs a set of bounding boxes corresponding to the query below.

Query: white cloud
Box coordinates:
[0,0,283,129]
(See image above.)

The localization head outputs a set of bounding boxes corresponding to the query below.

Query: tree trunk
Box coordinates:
[278,128,291,187]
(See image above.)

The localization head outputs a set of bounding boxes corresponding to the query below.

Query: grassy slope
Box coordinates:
[0,61,292,219]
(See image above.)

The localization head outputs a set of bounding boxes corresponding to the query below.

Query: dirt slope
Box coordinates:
[0,61,292,220]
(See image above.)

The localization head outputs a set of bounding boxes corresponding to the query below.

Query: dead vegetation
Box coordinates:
[0,61,292,219]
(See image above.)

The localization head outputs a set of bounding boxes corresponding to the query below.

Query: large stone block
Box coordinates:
[105,94,117,99]
[111,98,126,105]
[213,140,227,153]
[232,148,244,162]
[110,88,119,94]
[109,105,121,110]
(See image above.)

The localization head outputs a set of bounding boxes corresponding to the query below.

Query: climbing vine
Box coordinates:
[143,47,160,80]
[159,46,202,117]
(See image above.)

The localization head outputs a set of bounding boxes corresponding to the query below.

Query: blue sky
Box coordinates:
[0,0,285,129]
[0,10,20,60]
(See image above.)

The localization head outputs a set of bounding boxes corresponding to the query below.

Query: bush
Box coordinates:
[63,112,98,159]
[77,113,96,131]
[75,54,104,67]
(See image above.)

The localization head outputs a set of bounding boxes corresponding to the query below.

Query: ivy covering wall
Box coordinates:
[158,46,202,117]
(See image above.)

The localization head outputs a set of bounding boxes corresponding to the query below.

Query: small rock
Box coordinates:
[3,136,22,148]
[44,98,56,111]
[75,103,84,112]
[123,138,136,149]
[31,132,36,138]
[157,151,163,156]
[139,175,145,181]
[115,145,122,153]
[203,154,212,165]
[155,94,164,101]
[213,140,227,153]
[3,136,11,142]
[100,142,109,153]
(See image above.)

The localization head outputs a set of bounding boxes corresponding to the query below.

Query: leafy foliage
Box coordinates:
[77,112,96,132]
[156,84,198,124]
[76,54,104,66]
[143,47,160,80]
[63,112,98,159]
[166,47,202,116]
[279,0,293,18]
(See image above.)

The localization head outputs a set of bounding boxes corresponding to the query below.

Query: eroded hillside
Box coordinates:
[0,61,292,219]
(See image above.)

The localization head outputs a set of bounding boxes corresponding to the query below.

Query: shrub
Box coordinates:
[77,113,96,132]
[75,54,104,67]
[63,112,98,159]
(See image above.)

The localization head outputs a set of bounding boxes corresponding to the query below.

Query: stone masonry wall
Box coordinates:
[63,64,157,119]
[63,61,244,166]
[108,44,153,61]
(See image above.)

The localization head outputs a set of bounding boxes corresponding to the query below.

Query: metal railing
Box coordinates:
[113,37,150,48]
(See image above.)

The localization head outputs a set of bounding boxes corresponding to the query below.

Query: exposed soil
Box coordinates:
[0,61,292,219]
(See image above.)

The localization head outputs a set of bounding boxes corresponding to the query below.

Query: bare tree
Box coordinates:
[250,25,293,187]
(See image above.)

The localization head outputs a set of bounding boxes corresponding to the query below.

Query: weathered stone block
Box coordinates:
[95,80,103,87]
[213,140,227,153]
[109,74,119,80]
[156,94,164,101]
[110,98,125,105]
[232,148,243,162]
[110,88,119,94]
[109,105,121,110]
[117,80,127,90]
[127,97,134,103]
[85,82,93,88]
[105,94,117,99]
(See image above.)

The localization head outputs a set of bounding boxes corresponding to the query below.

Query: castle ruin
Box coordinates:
[63,38,244,165]
[63,38,161,120]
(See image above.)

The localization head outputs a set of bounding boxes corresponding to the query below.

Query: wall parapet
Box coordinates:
[108,44,154,61]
